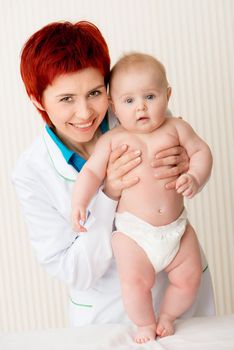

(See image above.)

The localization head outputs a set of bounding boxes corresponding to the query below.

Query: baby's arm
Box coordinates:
[173,118,213,198]
[72,133,112,231]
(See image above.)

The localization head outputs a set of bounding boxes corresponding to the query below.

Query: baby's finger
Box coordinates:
[175,175,188,190]
[80,210,86,223]
[73,221,87,233]
[78,210,87,232]
[72,220,81,232]
[78,225,87,233]
[72,212,86,233]
[176,183,189,194]
[182,188,194,198]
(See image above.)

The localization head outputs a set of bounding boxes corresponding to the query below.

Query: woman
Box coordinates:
[12,21,215,326]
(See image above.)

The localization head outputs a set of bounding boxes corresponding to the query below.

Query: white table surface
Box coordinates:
[1,315,234,350]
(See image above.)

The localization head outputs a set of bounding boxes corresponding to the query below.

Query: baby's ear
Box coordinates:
[30,95,45,111]
[167,86,172,101]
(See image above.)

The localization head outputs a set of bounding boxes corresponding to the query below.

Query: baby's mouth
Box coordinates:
[137,116,149,121]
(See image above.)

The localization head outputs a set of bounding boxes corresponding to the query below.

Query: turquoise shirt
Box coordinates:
[45,117,109,172]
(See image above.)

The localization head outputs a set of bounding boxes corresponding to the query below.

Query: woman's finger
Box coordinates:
[151,155,181,167]
[110,148,141,170]
[121,176,140,190]
[108,144,128,165]
[115,156,142,177]
[155,146,184,159]
[154,166,180,179]
[165,179,177,190]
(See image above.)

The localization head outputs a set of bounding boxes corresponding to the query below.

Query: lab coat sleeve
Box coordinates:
[12,161,118,291]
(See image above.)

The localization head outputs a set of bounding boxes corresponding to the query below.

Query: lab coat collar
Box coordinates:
[43,127,78,181]
[42,110,118,181]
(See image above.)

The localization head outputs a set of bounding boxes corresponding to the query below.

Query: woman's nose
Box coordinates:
[74,101,93,120]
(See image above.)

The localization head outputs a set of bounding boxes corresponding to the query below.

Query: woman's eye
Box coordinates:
[60,96,73,103]
[89,90,101,97]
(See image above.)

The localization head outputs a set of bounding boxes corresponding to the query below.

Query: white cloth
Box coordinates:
[114,209,187,272]
[12,112,215,326]
[1,315,234,350]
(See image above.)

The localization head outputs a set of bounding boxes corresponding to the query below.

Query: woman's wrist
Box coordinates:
[102,186,120,201]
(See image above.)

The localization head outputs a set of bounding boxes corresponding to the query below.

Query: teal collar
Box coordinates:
[45,117,109,172]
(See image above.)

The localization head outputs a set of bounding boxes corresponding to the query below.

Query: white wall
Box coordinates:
[0,0,233,332]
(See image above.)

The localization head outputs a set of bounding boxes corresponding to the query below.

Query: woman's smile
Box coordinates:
[69,119,95,130]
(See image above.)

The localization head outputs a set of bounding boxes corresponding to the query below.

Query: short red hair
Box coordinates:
[20,21,110,124]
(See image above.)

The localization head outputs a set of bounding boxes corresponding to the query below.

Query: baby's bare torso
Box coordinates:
[110,118,184,226]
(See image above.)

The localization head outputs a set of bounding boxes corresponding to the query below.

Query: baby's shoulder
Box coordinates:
[165,115,182,125]
[104,125,129,140]
[95,126,124,148]
[166,115,189,126]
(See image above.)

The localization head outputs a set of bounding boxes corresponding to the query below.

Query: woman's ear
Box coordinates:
[30,95,45,111]
[167,86,172,101]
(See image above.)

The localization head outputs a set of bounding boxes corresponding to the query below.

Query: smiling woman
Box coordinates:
[31,68,109,159]
[12,20,215,330]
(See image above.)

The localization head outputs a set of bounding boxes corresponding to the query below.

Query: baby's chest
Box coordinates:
[112,130,179,159]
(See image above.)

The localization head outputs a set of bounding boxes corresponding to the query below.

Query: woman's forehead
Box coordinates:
[45,68,105,95]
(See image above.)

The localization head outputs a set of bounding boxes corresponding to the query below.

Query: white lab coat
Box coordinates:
[12,114,215,326]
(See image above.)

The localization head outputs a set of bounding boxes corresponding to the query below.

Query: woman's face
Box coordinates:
[40,67,109,149]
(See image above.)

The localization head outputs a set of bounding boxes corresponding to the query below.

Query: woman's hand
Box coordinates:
[103,144,141,200]
[151,146,189,190]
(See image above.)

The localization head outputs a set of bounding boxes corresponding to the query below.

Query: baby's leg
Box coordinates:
[112,232,157,343]
[157,224,202,337]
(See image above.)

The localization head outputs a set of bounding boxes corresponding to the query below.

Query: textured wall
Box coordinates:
[0,0,233,332]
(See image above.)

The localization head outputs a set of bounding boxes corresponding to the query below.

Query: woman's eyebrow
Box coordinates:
[87,84,106,93]
[56,84,106,98]
[56,93,76,97]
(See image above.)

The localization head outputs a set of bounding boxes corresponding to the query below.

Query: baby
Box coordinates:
[72,53,213,343]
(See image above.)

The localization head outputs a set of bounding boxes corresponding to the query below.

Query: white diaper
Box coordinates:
[114,209,188,272]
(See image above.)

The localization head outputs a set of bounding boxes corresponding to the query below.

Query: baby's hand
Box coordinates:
[72,206,87,233]
[175,173,199,198]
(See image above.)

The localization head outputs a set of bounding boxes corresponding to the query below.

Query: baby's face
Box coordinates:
[110,65,170,134]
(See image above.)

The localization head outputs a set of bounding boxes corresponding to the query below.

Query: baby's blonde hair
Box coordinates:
[109,52,169,93]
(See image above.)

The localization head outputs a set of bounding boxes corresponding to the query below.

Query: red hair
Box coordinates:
[20,21,110,124]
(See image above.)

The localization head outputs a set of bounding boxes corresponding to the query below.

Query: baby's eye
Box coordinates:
[125,97,133,104]
[60,96,73,103]
[146,94,155,100]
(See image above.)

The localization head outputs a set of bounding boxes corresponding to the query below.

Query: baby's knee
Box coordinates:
[181,266,202,293]
[122,272,154,294]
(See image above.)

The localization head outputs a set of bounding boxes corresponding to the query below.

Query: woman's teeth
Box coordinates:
[73,121,93,129]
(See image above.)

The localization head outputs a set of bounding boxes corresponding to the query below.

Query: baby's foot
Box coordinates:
[156,315,174,338]
[135,323,157,344]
